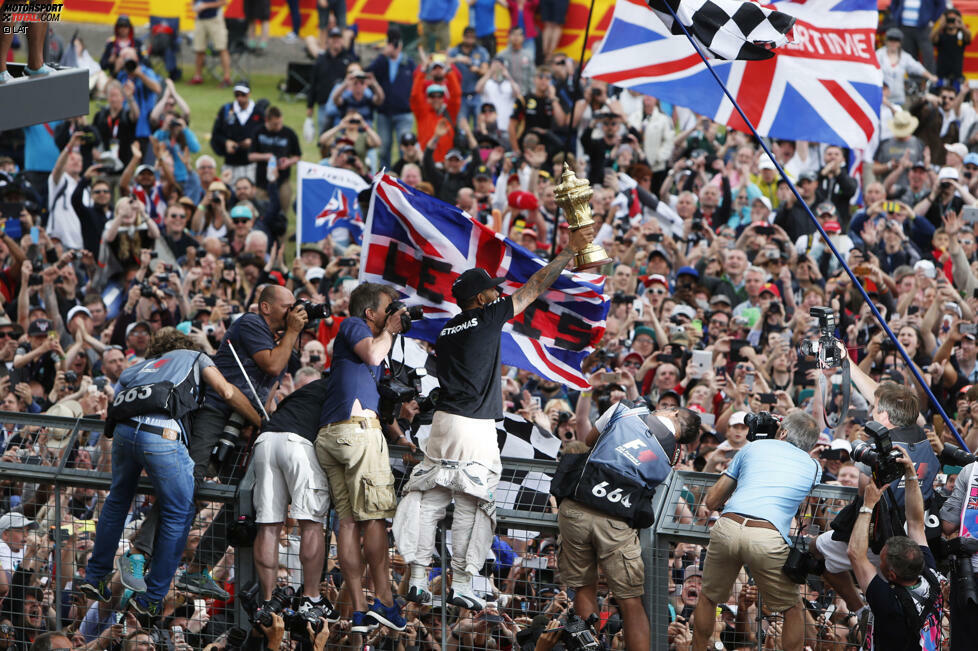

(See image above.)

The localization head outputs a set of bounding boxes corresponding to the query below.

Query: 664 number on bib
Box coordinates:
[591,481,632,508]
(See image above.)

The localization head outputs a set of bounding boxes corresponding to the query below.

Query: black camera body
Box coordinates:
[612,291,636,304]
[378,367,427,424]
[782,539,825,584]
[139,282,156,299]
[386,300,424,333]
[293,299,331,321]
[124,59,138,74]
[745,411,781,442]
[561,608,600,651]
[240,582,325,639]
[850,421,904,487]
[800,306,843,368]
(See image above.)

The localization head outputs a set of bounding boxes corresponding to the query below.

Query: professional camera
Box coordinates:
[139,282,156,299]
[378,367,427,424]
[225,627,249,651]
[249,584,297,627]
[782,537,825,583]
[799,306,843,368]
[611,291,636,304]
[124,59,138,74]
[850,421,904,487]
[292,299,331,321]
[745,411,781,442]
[386,300,424,334]
[209,412,245,475]
[561,608,600,651]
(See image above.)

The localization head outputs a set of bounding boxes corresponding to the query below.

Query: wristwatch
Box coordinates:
[859,506,873,514]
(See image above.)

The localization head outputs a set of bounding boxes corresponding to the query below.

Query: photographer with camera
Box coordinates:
[122,285,307,602]
[252,372,337,626]
[315,282,407,633]
[848,445,943,650]
[549,399,700,651]
[78,328,260,619]
[393,225,594,612]
[691,411,822,651]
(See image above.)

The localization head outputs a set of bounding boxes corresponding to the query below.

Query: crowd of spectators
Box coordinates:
[1,0,978,648]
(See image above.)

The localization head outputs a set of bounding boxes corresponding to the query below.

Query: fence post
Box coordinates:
[439,522,448,651]
[233,461,256,631]
[644,478,672,651]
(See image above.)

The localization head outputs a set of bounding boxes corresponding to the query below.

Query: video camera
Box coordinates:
[386,300,424,334]
[378,366,431,424]
[850,421,904,487]
[745,411,781,442]
[799,306,843,368]
[561,608,600,651]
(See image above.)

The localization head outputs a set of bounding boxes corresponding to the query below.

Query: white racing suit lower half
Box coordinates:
[393,411,500,576]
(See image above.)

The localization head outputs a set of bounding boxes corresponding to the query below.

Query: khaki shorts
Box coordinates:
[315,419,396,522]
[193,14,228,53]
[252,432,330,524]
[556,499,644,599]
[701,515,799,612]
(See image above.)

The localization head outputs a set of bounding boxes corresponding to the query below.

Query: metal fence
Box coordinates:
[0,411,861,651]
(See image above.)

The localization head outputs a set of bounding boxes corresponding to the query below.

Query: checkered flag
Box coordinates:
[649,0,796,60]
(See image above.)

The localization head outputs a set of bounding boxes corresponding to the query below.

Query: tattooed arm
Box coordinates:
[511,226,595,316]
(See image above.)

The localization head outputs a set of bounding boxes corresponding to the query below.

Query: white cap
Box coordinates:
[914,259,937,278]
[830,439,852,453]
[670,304,696,320]
[304,267,326,282]
[730,411,748,426]
[66,305,92,323]
[938,166,960,181]
[752,195,772,211]
[0,512,37,532]
[758,156,777,171]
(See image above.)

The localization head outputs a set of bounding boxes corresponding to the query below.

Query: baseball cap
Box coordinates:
[798,171,818,183]
[823,220,842,233]
[328,27,343,37]
[710,294,732,306]
[946,143,968,160]
[644,273,669,287]
[648,246,672,263]
[521,226,538,239]
[677,265,699,279]
[939,166,960,181]
[426,84,447,96]
[28,318,53,337]
[474,165,491,179]
[445,149,464,160]
[914,259,937,278]
[230,205,253,220]
[816,202,837,217]
[757,156,776,171]
[233,81,251,94]
[730,411,748,426]
[66,305,92,323]
[752,196,772,211]
[830,439,852,453]
[452,268,505,301]
[670,304,696,321]
[508,190,539,211]
[400,132,418,146]
[966,153,978,167]
[885,26,903,41]
[633,325,656,341]
[759,282,780,298]
[622,351,643,365]
[304,266,326,282]
[683,565,703,582]
[125,321,152,337]
[135,164,156,177]
[0,512,36,532]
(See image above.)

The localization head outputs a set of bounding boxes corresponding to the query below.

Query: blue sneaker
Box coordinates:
[365,599,406,631]
[78,576,111,603]
[116,552,147,593]
[129,594,162,620]
[350,610,377,634]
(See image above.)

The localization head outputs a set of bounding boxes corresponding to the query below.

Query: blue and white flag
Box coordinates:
[296,161,370,245]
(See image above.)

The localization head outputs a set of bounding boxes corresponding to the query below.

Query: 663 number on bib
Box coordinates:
[113,386,152,406]
[591,481,632,508]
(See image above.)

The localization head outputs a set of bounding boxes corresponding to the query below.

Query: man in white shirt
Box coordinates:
[0,512,36,575]
[47,132,84,250]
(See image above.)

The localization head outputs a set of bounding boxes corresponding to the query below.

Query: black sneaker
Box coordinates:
[176,570,230,600]
[298,596,340,623]
[129,594,163,622]
[78,576,111,603]
[405,585,432,604]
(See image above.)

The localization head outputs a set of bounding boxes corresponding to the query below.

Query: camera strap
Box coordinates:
[227,341,269,421]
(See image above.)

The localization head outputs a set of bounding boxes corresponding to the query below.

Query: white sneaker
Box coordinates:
[284,32,299,43]
[449,586,486,610]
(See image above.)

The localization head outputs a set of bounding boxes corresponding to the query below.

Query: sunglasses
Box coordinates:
[91,188,110,194]
[554,59,567,65]
[735,363,753,370]
[232,218,250,225]
[648,287,667,295]
[0,331,15,339]
[168,213,187,220]
[623,361,641,368]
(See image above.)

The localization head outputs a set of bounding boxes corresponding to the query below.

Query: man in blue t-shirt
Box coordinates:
[691,411,822,651]
[316,282,408,634]
[448,27,490,127]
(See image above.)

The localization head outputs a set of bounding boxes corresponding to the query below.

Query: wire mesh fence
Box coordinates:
[0,411,866,651]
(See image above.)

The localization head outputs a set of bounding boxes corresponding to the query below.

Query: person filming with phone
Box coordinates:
[550,399,701,651]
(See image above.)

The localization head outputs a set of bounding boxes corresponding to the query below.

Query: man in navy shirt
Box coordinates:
[316,283,408,634]
[849,448,941,651]
[123,285,307,601]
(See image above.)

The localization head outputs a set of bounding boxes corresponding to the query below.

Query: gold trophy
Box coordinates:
[553,162,612,271]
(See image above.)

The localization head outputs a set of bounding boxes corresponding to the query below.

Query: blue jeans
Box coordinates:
[86,423,196,602]
[458,93,480,129]
[376,112,415,169]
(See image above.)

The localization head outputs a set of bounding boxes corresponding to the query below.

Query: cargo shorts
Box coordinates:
[557,499,645,599]
[315,418,397,522]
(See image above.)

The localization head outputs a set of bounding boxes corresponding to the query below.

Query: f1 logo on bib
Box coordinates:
[615,439,657,466]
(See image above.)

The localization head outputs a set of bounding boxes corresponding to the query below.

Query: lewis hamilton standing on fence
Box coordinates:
[393,224,595,610]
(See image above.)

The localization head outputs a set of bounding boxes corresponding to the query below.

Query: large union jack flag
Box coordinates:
[360,174,609,390]
[586,0,881,149]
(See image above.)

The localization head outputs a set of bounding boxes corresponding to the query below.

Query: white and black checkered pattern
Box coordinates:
[648,0,796,60]
[495,413,561,512]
